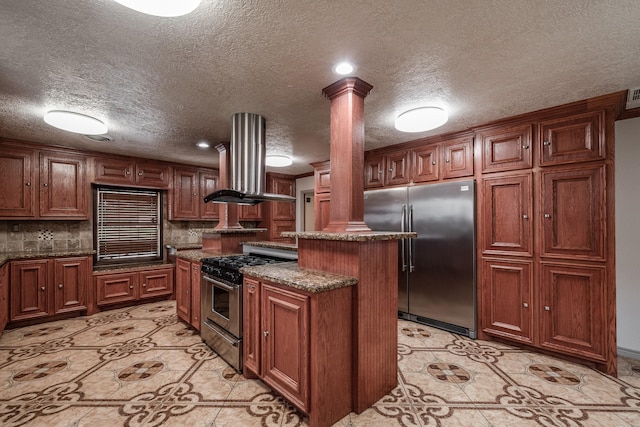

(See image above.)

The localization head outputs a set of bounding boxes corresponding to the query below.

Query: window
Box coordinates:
[95,187,162,264]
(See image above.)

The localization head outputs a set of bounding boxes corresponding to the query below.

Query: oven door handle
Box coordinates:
[202,275,239,293]
[203,320,239,347]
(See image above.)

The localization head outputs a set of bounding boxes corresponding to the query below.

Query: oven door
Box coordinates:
[201,274,242,338]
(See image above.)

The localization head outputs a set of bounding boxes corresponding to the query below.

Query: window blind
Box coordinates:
[96,188,161,261]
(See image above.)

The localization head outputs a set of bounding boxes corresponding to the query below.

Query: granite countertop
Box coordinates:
[0,249,96,268]
[282,231,416,241]
[240,262,357,294]
[241,241,298,252]
[164,243,202,250]
[93,262,175,274]
[203,228,267,235]
[175,249,242,263]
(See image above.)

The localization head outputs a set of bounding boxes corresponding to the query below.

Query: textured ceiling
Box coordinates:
[1,0,639,175]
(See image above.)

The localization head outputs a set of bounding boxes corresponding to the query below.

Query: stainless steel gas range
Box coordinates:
[200,254,290,372]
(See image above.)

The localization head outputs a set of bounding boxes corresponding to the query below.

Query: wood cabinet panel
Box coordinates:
[240,204,262,221]
[539,110,605,166]
[315,193,331,232]
[190,262,201,330]
[0,147,36,218]
[39,152,89,219]
[441,137,474,179]
[314,163,331,194]
[93,157,135,185]
[540,166,605,261]
[10,259,49,321]
[272,176,296,220]
[53,257,89,314]
[385,150,411,186]
[200,171,220,220]
[135,162,171,188]
[96,272,137,306]
[481,258,533,344]
[172,168,200,220]
[412,145,439,183]
[271,220,296,241]
[482,173,533,256]
[244,278,261,377]
[364,156,385,188]
[175,258,192,324]
[539,262,606,361]
[479,124,533,173]
[0,263,8,335]
[139,268,174,299]
[261,283,309,411]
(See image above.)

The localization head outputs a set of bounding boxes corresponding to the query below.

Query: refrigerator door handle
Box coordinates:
[408,204,415,272]
[401,204,407,272]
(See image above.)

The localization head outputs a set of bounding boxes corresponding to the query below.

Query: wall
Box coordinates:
[615,117,640,357]
[295,175,314,232]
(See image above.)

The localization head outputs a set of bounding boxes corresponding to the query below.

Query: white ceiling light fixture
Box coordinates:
[333,62,355,75]
[44,110,108,135]
[265,155,293,167]
[394,107,448,133]
[112,0,201,17]
[196,141,210,148]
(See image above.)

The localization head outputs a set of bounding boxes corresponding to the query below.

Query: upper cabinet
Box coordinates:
[479,124,533,173]
[0,142,89,220]
[538,110,605,166]
[412,145,439,183]
[170,167,220,221]
[441,136,474,179]
[93,156,171,189]
[261,173,296,242]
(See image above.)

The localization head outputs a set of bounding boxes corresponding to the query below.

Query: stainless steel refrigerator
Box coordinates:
[364,180,476,338]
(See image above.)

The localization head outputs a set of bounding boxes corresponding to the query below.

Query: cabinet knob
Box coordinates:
[193,193,197,196]
[522,302,528,308]
[263,330,269,337]
[544,306,550,311]
[432,161,436,165]
[58,283,63,289]
[43,183,48,187]
[543,141,551,147]
[445,159,450,163]
[523,144,530,149]
[378,170,383,175]
[142,283,146,287]
[40,286,45,291]
[138,171,143,176]
[129,285,134,289]
[544,213,551,218]
[25,182,31,186]
[126,171,131,175]
[522,214,528,219]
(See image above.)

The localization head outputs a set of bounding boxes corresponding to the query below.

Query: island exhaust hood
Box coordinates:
[203,113,296,205]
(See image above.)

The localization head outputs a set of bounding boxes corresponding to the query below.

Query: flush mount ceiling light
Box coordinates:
[44,110,108,135]
[265,155,293,167]
[112,0,201,17]
[333,62,355,75]
[196,141,210,148]
[394,107,448,133]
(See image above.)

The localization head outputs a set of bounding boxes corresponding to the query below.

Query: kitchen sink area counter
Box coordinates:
[0,249,95,267]
[240,261,356,293]
[282,230,416,241]
[241,240,297,252]
[174,249,240,263]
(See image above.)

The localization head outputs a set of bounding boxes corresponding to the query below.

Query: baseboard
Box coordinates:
[618,346,640,361]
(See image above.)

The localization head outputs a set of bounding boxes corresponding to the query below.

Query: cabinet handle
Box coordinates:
[432,161,436,165]
[544,213,551,218]
[543,141,551,147]
[193,193,197,196]
[129,285,134,289]
[58,284,63,289]
[522,214,528,219]
[43,183,48,187]
[138,171,143,176]
[25,182,31,186]
[263,330,269,337]
[522,302,528,308]
[544,306,550,311]
[40,286,45,291]
[142,283,146,287]
[523,144,530,149]
[126,171,131,175]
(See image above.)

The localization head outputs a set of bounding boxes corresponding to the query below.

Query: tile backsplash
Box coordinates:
[0,221,93,253]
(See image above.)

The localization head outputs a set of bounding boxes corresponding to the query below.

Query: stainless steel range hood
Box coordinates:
[203,113,295,205]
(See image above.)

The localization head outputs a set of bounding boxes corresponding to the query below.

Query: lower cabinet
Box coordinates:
[10,256,92,322]
[243,276,352,427]
[95,266,174,307]
[175,258,201,331]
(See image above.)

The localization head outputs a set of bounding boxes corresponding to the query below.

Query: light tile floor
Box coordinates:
[0,301,639,426]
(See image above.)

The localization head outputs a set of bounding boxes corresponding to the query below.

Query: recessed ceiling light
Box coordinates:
[44,110,108,135]
[265,155,293,167]
[394,107,448,133]
[334,62,355,75]
[196,141,210,148]
[112,0,201,17]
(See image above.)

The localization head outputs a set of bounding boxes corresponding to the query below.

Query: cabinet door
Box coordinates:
[482,173,533,256]
[481,258,533,344]
[540,166,605,261]
[261,283,309,411]
[10,259,50,321]
[93,157,135,185]
[0,147,36,218]
[442,137,474,179]
[364,156,385,189]
[272,177,296,220]
[200,170,220,220]
[539,262,606,361]
[479,124,533,173]
[39,152,89,219]
[190,262,201,331]
[53,257,89,314]
[385,150,411,186]
[0,263,8,334]
[271,220,296,242]
[175,258,192,324]
[172,168,200,220]
[244,278,261,376]
[412,145,439,183]
[314,163,331,194]
[315,193,331,232]
[240,204,262,221]
[140,268,174,299]
[135,162,171,188]
[539,110,605,166]
[95,272,137,306]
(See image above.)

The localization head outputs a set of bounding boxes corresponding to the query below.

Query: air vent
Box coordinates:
[626,87,640,109]
[83,134,113,142]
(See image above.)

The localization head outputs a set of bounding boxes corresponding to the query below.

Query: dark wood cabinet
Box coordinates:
[240,204,262,221]
[175,258,201,331]
[243,278,261,377]
[364,151,411,188]
[0,146,36,218]
[200,171,220,220]
[540,165,605,261]
[539,262,606,361]
[139,268,174,299]
[441,136,474,179]
[412,145,439,183]
[313,161,331,194]
[315,193,331,232]
[0,263,8,335]
[10,259,49,321]
[479,124,533,173]
[481,258,533,344]
[53,257,90,314]
[272,176,296,220]
[261,173,296,242]
[364,155,385,189]
[190,262,201,330]
[538,110,605,166]
[93,156,171,189]
[95,266,174,307]
[135,162,172,188]
[39,151,89,219]
[481,172,533,256]
[171,167,220,221]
